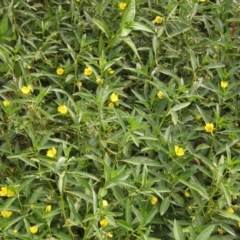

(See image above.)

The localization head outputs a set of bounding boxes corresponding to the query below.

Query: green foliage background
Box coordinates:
[0,0,240,239]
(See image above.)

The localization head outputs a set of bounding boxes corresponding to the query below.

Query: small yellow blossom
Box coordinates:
[118,2,127,10]
[151,197,158,205]
[0,187,14,197]
[217,227,224,235]
[84,66,92,76]
[157,91,164,99]
[77,82,82,88]
[1,210,12,218]
[102,200,109,208]
[188,205,193,210]
[221,81,228,89]
[58,105,68,114]
[199,0,206,2]
[21,85,31,94]
[46,147,57,158]
[154,16,163,24]
[175,145,185,156]
[46,205,52,213]
[27,65,32,69]
[96,78,103,85]
[212,54,218,59]
[13,229,18,234]
[76,0,80,2]
[110,93,119,102]
[214,46,218,51]
[3,100,10,107]
[233,195,238,201]
[108,102,114,108]
[30,226,38,234]
[107,233,113,238]
[108,68,114,74]
[227,207,234,214]
[184,191,190,198]
[195,115,201,120]
[205,123,214,133]
[100,218,109,227]
[56,67,64,76]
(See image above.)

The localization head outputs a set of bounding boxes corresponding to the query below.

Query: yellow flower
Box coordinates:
[30,226,38,234]
[227,207,234,214]
[21,85,31,94]
[46,205,52,213]
[157,91,164,99]
[1,210,12,218]
[118,2,127,10]
[102,200,108,208]
[58,105,68,114]
[0,187,14,197]
[195,115,201,120]
[184,191,190,198]
[221,81,228,89]
[3,100,10,107]
[205,123,214,133]
[151,197,158,205]
[107,233,113,238]
[154,16,163,24]
[214,46,218,51]
[46,147,57,158]
[13,229,18,234]
[76,0,80,2]
[84,66,92,76]
[100,218,109,227]
[108,68,114,74]
[174,145,185,156]
[108,102,114,108]
[56,67,64,76]
[27,65,32,69]
[199,0,206,2]
[212,54,218,59]
[110,93,119,102]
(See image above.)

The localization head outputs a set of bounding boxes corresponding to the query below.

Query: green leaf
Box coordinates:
[205,63,225,69]
[122,36,141,61]
[173,219,185,240]
[170,110,178,125]
[129,22,154,33]
[121,0,136,25]
[196,225,215,240]
[0,14,9,36]
[121,157,162,166]
[169,27,191,37]
[220,183,231,206]
[217,210,240,221]
[179,179,209,200]
[92,18,110,38]
[116,220,133,231]
[160,196,170,215]
[171,102,191,111]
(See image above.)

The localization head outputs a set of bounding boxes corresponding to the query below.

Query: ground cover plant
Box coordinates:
[0,0,240,239]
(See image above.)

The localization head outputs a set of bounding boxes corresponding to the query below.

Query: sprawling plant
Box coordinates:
[0,0,240,239]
